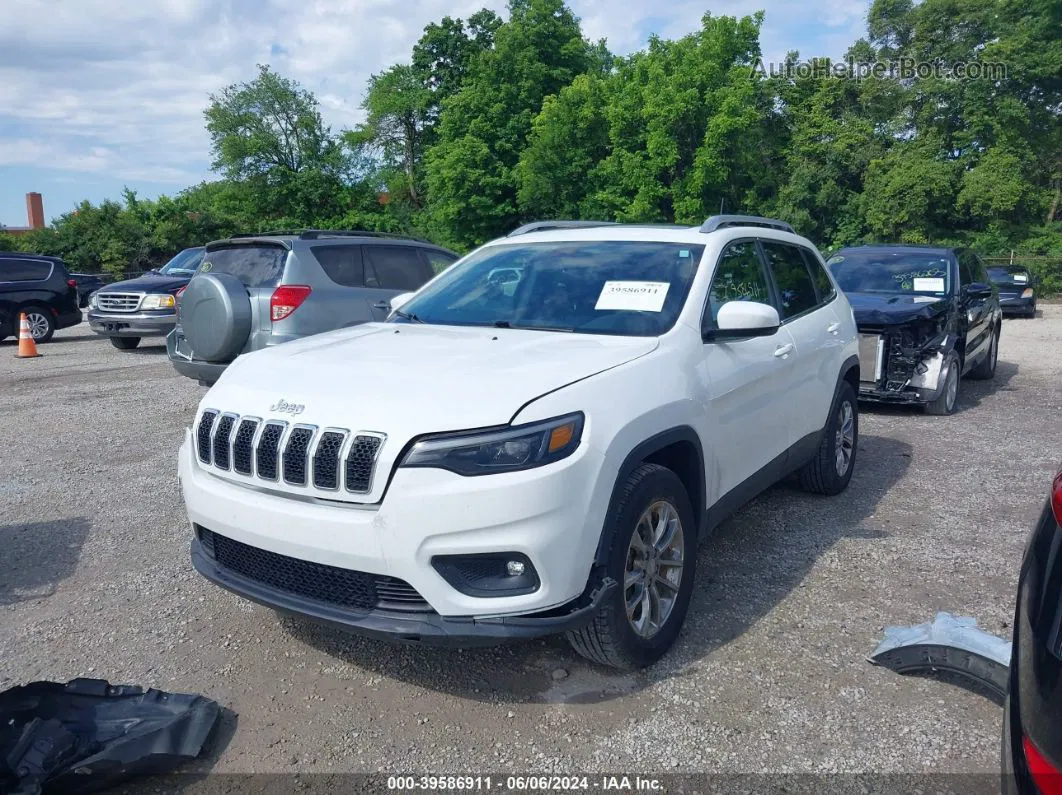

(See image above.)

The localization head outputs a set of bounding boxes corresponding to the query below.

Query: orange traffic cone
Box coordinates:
[16,313,41,359]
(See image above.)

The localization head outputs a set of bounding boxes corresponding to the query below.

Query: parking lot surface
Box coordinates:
[1,310,1058,782]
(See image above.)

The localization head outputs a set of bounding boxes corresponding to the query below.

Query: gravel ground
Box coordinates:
[1,310,1058,790]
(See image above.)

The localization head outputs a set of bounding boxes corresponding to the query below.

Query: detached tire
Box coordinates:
[109,336,141,350]
[969,327,999,380]
[798,380,858,496]
[924,352,961,415]
[566,463,697,670]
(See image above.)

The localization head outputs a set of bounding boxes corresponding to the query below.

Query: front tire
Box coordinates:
[798,380,858,495]
[567,463,697,670]
[109,336,141,350]
[924,352,960,415]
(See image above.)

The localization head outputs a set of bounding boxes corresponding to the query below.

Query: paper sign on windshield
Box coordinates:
[595,281,671,312]
[1013,274,1028,283]
[913,277,945,292]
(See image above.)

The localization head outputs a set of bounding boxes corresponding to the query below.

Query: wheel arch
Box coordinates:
[592,426,706,568]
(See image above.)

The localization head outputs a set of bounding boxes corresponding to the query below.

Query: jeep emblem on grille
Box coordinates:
[270,399,305,416]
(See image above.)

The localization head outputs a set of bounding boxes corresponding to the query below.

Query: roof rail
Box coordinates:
[699,215,795,234]
[230,230,304,238]
[229,229,430,243]
[298,229,429,242]
[507,220,619,237]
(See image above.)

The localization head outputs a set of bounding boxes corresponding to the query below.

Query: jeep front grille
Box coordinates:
[195,409,385,496]
[96,292,143,312]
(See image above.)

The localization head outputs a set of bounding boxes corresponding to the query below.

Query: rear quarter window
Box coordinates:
[0,259,53,282]
[199,246,287,288]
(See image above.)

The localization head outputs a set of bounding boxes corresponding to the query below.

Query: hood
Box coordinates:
[847,292,950,326]
[207,322,658,433]
[98,272,190,294]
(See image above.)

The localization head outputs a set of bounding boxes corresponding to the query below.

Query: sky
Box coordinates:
[0,0,870,228]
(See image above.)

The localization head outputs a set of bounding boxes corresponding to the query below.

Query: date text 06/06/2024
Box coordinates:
[386,775,665,791]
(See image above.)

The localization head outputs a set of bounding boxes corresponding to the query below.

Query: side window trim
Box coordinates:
[700,236,775,330]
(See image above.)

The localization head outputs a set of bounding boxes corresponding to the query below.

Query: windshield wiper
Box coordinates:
[392,309,424,323]
[493,320,574,332]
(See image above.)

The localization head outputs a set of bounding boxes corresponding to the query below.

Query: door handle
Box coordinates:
[827,322,840,334]
[774,343,794,359]
[372,301,391,310]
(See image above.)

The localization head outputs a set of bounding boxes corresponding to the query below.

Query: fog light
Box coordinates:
[432,552,540,597]
[506,560,526,576]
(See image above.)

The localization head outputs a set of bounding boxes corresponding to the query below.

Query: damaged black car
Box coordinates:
[827,245,1002,415]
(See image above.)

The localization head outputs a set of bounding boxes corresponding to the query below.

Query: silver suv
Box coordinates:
[167,230,459,385]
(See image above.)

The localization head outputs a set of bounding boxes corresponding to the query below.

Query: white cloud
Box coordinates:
[0,0,870,188]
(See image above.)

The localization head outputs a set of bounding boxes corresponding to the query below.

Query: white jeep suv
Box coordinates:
[178,215,861,670]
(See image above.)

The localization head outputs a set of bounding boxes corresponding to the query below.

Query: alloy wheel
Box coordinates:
[26,312,49,340]
[834,400,855,476]
[624,500,685,639]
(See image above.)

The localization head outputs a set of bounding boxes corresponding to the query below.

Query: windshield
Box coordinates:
[159,247,205,276]
[393,240,704,336]
[987,266,1030,283]
[827,250,952,296]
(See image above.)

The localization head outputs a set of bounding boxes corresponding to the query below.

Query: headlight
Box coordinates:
[1022,288,1034,299]
[141,294,175,310]
[89,292,99,308]
[399,413,584,476]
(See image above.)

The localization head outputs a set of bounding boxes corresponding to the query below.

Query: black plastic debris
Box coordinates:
[0,677,221,795]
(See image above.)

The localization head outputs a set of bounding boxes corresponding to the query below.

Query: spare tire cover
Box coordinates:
[180,272,252,362]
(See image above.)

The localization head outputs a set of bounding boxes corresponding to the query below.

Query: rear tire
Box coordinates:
[566,464,697,670]
[969,328,999,380]
[24,307,55,343]
[924,352,960,415]
[109,336,141,350]
[798,380,858,496]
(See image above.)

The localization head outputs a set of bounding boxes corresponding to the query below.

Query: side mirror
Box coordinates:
[389,292,416,313]
[965,282,993,299]
[704,301,781,341]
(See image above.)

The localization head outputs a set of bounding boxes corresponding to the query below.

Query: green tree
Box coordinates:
[350,64,431,208]
[205,64,345,179]
[516,73,611,218]
[424,0,592,248]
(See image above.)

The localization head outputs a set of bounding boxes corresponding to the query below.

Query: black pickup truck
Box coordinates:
[88,247,204,350]
[826,245,1002,415]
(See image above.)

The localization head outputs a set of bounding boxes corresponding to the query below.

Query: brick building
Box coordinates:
[2,193,46,236]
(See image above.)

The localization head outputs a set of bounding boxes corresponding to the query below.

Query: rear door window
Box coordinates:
[760,240,819,319]
[0,259,53,282]
[310,245,365,288]
[363,246,434,291]
[199,246,287,288]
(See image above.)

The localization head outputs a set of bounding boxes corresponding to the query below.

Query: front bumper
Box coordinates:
[999,296,1035,314]
[178,429,608,634]
[89,309,175,337]
[191,538,613,645]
